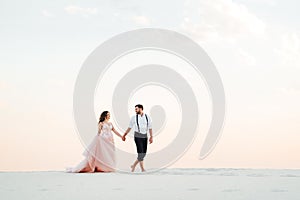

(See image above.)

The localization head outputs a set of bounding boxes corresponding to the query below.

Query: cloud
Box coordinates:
[274,32,300,68]
[64,5,98,17]
[277,87,300,97]
[239,0,277,6]
[237,49,257,66]
[46,79,66,88]
[181,0,266,43]
[131,15,152,26]
[41,9,55,18]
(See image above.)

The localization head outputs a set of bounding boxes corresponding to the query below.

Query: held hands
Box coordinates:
[121,134,126,141]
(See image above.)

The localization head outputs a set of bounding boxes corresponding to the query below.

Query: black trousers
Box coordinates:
[134,131,148,161]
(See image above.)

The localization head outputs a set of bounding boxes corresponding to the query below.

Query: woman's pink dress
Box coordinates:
[67,122,116,173]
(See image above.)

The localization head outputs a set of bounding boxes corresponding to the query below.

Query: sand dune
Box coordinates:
[0,168,299,200]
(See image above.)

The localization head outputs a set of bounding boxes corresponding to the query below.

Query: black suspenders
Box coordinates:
[136,114,148,133]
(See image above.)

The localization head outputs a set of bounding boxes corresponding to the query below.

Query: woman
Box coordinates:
[66,111,123,172]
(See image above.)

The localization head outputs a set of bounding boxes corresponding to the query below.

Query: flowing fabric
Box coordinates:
[66,122,116,173]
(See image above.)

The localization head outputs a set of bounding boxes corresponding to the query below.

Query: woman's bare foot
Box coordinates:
[130,165,135,172]
[94,167,104,172]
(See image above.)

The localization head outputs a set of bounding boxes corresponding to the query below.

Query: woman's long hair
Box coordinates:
[98,111,109,124]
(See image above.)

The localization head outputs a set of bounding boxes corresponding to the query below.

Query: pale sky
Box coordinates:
[0,0,300,171]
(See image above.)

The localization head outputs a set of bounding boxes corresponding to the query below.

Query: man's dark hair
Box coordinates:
[135,104,143,110]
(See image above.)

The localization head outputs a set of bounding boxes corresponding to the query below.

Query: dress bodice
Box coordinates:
[101,122,112,132]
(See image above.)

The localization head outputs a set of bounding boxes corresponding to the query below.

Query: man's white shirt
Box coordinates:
[129,113,152,134]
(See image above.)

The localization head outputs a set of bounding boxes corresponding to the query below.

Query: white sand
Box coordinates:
[0,168,299,200]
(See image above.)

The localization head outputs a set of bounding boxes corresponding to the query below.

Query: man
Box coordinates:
[122,104,153,172]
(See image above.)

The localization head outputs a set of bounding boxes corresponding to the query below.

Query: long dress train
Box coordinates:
[66,122,116,172]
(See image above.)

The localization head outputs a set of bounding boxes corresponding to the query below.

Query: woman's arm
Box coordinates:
[111,123,122,138]
[98,122,103,134]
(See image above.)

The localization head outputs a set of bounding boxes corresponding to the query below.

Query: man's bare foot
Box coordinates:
[130,165,135,172]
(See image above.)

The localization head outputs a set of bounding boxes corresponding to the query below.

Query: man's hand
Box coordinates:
[122,128,131,142]
[149,136,153,144]
[122,134,126,141]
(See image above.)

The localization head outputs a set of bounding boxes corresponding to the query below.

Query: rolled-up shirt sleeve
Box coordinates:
[129,116,135,128]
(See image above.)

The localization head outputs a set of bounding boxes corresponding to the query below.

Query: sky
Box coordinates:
[0,0,300,171]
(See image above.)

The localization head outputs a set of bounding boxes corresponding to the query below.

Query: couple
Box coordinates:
[67,104,153,173]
